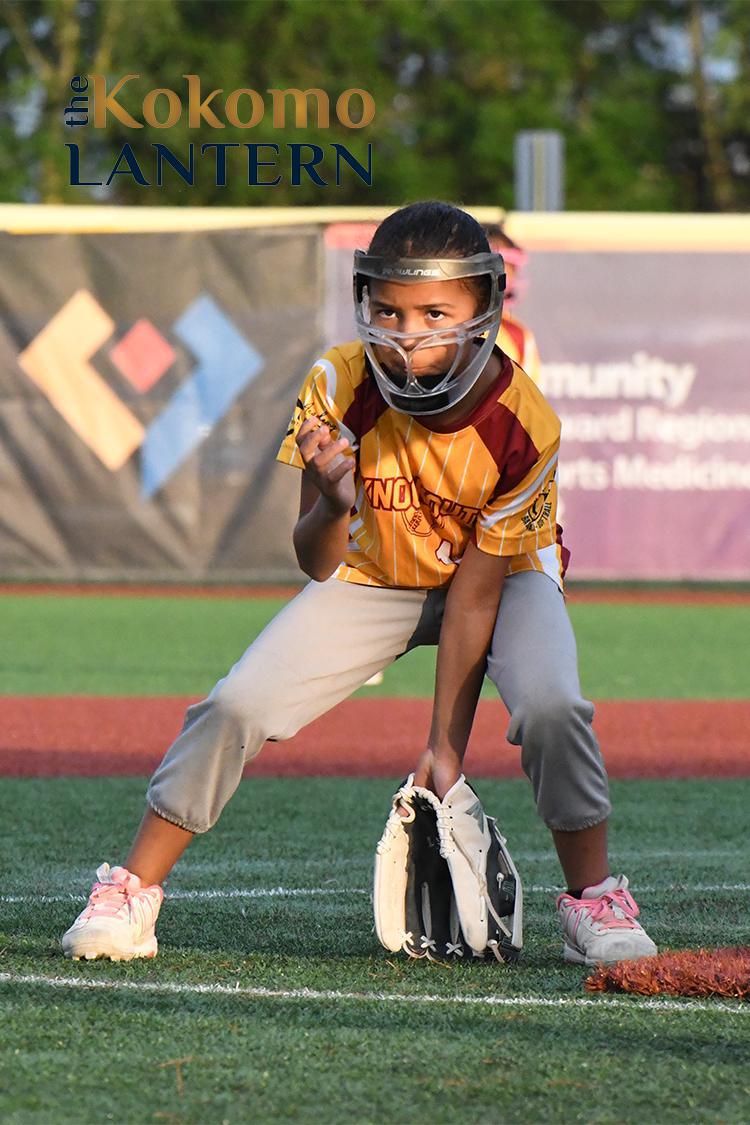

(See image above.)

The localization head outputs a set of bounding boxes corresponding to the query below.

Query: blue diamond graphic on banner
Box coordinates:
[140,294,264,498]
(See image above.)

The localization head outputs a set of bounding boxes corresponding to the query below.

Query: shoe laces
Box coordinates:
[570,887,640,931]
[83,868,141,920]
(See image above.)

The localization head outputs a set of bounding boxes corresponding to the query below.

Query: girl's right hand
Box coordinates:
[295,416,356,516]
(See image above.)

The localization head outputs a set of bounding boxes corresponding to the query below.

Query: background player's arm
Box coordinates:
[293,416,356,582]
[414,543,510,797]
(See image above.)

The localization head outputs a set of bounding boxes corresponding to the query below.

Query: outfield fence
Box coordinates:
[1,206,748,581]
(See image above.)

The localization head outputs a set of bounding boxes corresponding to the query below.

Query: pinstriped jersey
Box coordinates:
[277,341,569,590]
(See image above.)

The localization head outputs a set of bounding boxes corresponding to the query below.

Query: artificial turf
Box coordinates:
[1,776,749,1123]
[2,592,748,1121]
[2,593,750,699]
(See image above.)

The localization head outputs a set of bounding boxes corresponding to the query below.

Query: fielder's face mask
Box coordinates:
[353,250,505,416]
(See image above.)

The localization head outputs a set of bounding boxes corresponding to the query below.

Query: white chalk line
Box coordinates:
[0,887,363,905]
[185,848,750,868]
[3,882,750,906]
[519,849,749,862]
[0,971,747,1016]
[36,849,750,889]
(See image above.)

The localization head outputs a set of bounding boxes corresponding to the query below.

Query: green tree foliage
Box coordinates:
[0,0,747,210]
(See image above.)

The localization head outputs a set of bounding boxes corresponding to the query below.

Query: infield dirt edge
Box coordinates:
[2,697,748,778]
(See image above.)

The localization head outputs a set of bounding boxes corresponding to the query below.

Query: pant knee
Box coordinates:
[507,692,594,753]
[206,678,297,744]
[148,689,264,835]
[507,693,609,830]
[205,683,250,730]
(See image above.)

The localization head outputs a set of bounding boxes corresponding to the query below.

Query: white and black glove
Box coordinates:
[373,774,523,962]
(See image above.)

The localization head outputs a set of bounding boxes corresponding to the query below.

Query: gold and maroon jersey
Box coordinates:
[277,341,568,590]
[497,312,541,384]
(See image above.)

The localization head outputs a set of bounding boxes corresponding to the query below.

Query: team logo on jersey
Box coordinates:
[419,487,480,527]
[522,486,553,531]
[362,476,434,538]
[402,505,433,538]
[363,476,420,511]
[363,475,479,541]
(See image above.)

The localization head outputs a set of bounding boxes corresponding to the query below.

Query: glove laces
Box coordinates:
[375,786,416,855]
[434,805,455,856]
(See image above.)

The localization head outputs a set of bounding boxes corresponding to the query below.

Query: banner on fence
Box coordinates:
[0,226,322,579]
[324,218,750,581]
[2,211,749,580]
[525,248,750,580]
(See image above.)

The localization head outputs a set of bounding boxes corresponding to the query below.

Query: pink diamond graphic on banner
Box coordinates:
[110,319,175,393]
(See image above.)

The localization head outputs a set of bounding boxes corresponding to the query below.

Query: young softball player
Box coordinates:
[63,201,656,967]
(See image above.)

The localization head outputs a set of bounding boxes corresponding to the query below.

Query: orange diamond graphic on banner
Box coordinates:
[18,289,144,471]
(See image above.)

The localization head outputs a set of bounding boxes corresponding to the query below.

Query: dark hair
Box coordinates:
[368,201,492,309]
[368,200,491,258]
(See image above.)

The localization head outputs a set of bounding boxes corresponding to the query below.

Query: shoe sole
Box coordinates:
[563,941,590,965]
[62,936,158,962]
[562,940,658,966]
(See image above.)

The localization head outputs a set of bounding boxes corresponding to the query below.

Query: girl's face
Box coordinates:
[367,277,481,382]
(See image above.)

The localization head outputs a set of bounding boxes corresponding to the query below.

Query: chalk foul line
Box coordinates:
[0,971,747,1016]
[3,882,750,906]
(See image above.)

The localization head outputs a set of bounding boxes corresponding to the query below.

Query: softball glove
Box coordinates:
[373,774,523,962]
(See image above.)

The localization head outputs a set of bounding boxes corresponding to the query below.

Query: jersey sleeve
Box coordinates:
[474,382,561,558]
[276,349,354,470]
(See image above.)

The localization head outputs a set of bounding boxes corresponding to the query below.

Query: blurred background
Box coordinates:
[2,0,749,210]
[0,0,748,582]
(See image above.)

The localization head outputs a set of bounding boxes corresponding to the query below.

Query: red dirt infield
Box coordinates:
[3,583,750,604]
[1,697,748,779]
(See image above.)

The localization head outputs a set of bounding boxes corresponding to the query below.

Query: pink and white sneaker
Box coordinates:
[556,875,657,966]
[62,863,164,961]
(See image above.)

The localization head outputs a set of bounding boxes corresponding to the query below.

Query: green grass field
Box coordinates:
[1,593,749,1123]
[2,593,750,698]
[1,777,749,1123]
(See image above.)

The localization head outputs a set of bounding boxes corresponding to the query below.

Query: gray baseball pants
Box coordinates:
[147,570,611,834]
